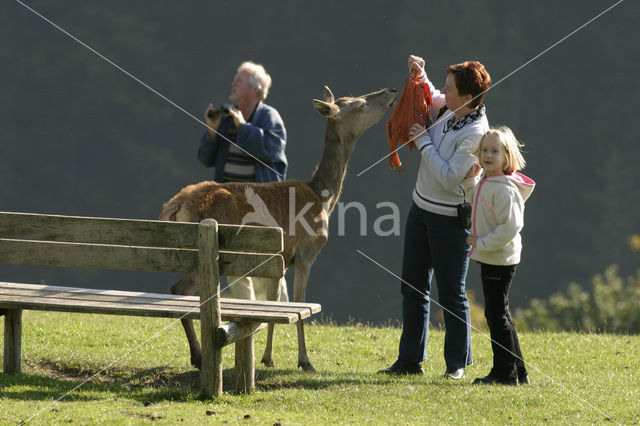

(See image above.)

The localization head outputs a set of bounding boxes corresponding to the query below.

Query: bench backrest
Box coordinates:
[0,212,284,278]
[0,212,287,397]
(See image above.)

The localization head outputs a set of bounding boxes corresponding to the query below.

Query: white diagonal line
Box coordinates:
[356,249,618,423]
[14,0,284,179]
[357,0,625,177]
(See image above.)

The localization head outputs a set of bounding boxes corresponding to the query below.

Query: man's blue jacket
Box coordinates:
[198,101,287,182]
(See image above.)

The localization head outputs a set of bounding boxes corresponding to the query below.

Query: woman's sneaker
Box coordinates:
[443,368,465,380]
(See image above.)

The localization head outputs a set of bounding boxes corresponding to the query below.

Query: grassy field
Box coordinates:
[0,311,638,425]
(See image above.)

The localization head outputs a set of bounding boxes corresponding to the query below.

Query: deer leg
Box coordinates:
[293,262,315,372]
[259,277,282,367]
[171,274,202,369]
[279,276,289,302]
[226,276,256,300]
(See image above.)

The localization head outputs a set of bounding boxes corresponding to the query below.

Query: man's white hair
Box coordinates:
[238,61,272,101]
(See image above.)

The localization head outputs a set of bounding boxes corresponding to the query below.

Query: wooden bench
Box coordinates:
[0,211,320,397]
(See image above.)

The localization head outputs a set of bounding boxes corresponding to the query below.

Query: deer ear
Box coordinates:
[313,99,340,118]
[352,98,366,109]
[322,86,335,103]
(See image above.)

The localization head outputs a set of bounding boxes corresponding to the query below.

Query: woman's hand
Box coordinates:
[408,55,425,77]
[409,123,426,141]
[466,234,478,247]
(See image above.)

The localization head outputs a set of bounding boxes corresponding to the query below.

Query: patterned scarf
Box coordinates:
[443,104,486,133]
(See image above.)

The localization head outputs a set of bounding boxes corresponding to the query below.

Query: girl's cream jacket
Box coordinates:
[463,172,535,265]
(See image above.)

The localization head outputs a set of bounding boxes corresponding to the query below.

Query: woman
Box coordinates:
[379,55,491,378]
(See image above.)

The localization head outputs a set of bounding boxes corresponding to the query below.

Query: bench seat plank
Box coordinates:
[0,294,301,323]
[0,282,318,324]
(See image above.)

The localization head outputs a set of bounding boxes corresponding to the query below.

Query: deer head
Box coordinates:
[312,86,397,143]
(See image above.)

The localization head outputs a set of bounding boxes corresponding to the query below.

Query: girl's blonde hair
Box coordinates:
[474,126,526,174]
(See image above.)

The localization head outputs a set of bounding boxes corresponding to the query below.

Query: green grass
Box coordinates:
[1,311,638,425]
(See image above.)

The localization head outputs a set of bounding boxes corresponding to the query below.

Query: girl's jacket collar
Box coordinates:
[480,172,535,201]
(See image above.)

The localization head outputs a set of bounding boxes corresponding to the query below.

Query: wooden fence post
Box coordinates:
[198,219,222,398]
[3,309,22,374]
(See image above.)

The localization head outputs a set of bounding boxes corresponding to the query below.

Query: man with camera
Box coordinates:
[198,61,288,300]
[199,61,287,183]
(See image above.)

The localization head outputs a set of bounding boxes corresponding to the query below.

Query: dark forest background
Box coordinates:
[1,0,638,323]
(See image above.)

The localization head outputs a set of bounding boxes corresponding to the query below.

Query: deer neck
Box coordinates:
[309,120,356,214]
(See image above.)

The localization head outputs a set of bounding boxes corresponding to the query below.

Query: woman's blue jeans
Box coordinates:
[398,202,473,370]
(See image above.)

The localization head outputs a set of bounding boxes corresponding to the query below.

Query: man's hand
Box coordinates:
[408,55,426,77]
[204,103,222,137]
[227,107,246,127]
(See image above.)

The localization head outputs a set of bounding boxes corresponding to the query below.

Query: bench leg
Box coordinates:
[234,334,255,394]
[201,343,222,398]
[198,219,223,398]
[3,309,22,374]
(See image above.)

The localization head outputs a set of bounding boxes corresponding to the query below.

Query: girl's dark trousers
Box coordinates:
[480,263,527,381]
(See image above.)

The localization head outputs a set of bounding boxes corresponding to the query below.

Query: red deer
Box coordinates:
[160,86,397,371]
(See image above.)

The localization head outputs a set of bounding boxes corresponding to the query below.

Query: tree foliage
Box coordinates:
[1,1,639,323]
[514,265,640,333]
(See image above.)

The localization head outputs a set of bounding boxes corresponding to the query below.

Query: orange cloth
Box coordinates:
[385,74,433,171]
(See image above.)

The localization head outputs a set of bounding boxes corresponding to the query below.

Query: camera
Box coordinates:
[207,103,235,119]
[456,201,472,229]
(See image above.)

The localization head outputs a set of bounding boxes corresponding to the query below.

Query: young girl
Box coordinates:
[464,126,535,385]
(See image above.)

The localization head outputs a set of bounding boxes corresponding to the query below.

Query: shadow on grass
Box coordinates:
[0,359,200,402]
[256,368,364,391]
[254,365,459,392]
[0,358,414,403]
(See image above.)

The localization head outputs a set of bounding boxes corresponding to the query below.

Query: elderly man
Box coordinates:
[199,61,288,301]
